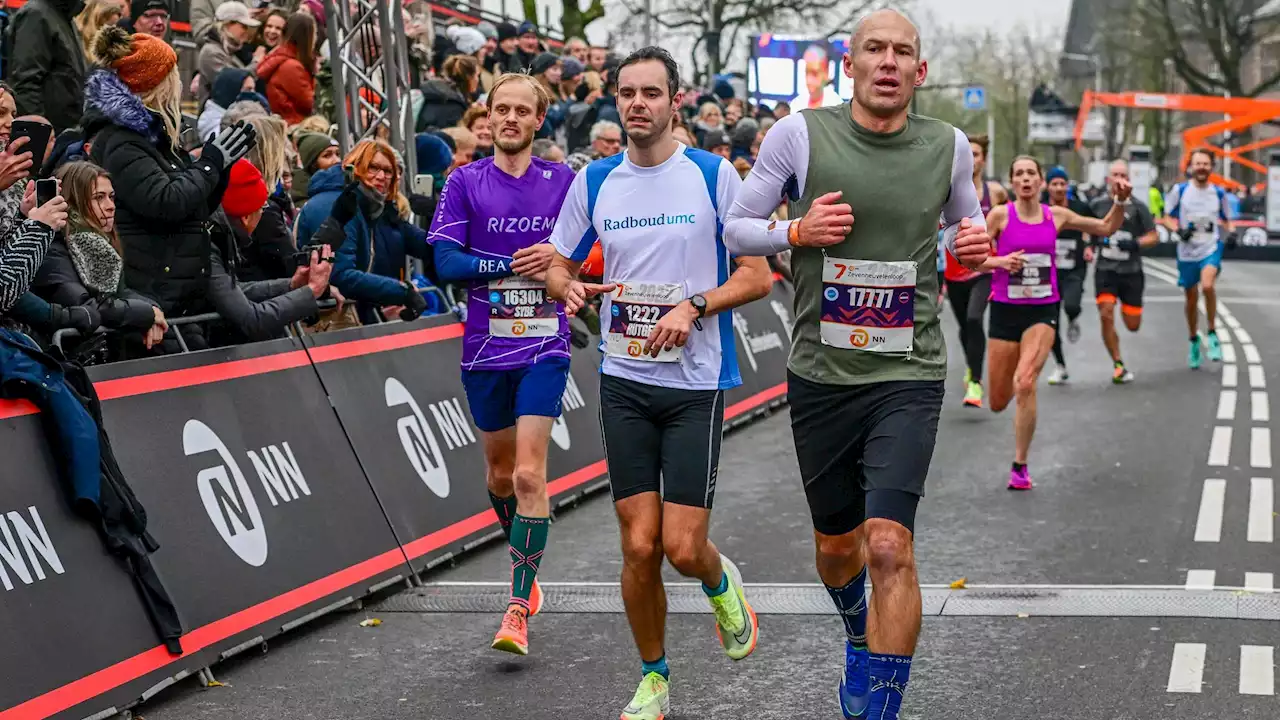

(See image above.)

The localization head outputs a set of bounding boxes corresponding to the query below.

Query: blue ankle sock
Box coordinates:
[824,567,868,649]
[866,653,912,719]
[641,654,670,680]
[702,570,729,597]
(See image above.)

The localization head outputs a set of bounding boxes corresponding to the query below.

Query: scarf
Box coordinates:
[66,227,123,294]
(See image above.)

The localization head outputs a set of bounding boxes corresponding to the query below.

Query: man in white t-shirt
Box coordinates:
[1161,149,1233,369]
[546,45,773,720]
[790,44,844,109]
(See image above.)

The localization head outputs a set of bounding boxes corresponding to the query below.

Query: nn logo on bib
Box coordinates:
[602,213,696,231]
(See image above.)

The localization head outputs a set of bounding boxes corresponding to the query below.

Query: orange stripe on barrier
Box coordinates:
[94,350,313,401]
[0,398,38,419]
[307,323,465,363]
[725,380,787,418]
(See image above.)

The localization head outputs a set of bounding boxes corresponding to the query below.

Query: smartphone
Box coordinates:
[9,120,51,160]
[412,173,434,198]
[35,178,56,207]
[342,164,356,186]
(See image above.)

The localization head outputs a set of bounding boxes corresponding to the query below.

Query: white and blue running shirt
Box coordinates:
[1165,181,1231,262]
[549,144,744,391]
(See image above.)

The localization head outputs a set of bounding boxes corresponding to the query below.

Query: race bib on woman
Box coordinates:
[489,276,558,337]
[819,257,916,352]
[606,281,684,363]
[1007,253,1053,299]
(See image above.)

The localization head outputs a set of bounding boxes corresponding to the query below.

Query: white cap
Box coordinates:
[216,1,261,27]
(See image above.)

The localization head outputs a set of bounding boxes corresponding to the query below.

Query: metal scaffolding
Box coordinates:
[323,0,417,180]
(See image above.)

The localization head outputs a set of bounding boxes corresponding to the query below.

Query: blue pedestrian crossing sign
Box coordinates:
[963,86,986,111]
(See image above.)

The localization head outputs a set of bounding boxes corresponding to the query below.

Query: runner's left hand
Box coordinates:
[953,218,991,269]
[512,243,556,277]
[1111,178,1133,203]
[644,300,696,358]
[1084,246,1095,263]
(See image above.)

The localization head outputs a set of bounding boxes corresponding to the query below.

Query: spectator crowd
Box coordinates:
[0,0,790,363]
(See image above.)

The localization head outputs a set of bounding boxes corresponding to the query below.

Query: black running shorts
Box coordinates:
[788,372,944,535]
[1094,269,1145,310]
[988,301,1059,342]
[599,374,725,509]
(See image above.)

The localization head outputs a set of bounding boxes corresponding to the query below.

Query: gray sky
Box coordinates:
[918,0,1071,31]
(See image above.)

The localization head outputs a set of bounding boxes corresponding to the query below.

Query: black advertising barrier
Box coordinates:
[1,284,794,720]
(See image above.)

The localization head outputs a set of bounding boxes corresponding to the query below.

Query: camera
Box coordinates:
[292,244,331,267]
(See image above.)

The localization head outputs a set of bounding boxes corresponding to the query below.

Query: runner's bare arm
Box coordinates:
[1054,202,1125,238]
[699,256,774,316]
[723,114,808,255]
[941,127,988,263]
[1136,204,1160,248]
[989,181,1009,205]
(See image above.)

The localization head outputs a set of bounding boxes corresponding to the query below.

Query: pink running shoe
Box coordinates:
[1007,465,1033,491]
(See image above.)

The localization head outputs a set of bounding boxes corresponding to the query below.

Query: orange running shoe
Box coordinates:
[528,578,545,617]
[491,607,529,656]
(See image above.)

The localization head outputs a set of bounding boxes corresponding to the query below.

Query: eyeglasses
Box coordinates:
[366,164,394,178]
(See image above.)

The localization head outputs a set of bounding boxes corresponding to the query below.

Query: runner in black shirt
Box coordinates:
[1044,166,1094,385]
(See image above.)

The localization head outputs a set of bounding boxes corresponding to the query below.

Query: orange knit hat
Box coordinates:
[94,26,178,95]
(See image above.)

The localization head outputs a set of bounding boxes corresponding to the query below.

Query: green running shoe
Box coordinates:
[620,672,669,720]
[963,381,984,408]
[708,554,759,661]
[1189,336,1203,370]
[1207,330,1223,362]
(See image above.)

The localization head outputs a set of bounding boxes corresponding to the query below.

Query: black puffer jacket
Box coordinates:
[82,70,228,316]
[415,78,469,132]
[4,0,88,132]
[32,237,159,331]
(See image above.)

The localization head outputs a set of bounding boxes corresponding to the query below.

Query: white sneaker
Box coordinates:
[1047,366,1070,385]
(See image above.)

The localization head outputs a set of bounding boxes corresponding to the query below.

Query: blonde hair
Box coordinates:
[488,73,552,116]
[75,0,124,62]
[245,114,288,191]
[442,126,476,151]
[290,115,331,138]
[138,67,182,149]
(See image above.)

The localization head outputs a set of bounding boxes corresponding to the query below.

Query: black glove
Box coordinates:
[48,303,98,334]
[408,192,435,219]
[331,182,361,226]
[1179,225,1196,242]
[201,121,258,170]
[1115,237,1139,252]
[399,281,428,322]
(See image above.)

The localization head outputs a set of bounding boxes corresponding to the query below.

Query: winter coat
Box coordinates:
[4,0,88,132]
[0,215,55,314]
[416,78,469,132]
[207,210,318,342]
[33,236,159,331]
[295,165,429,310]
[257,43,315,125]
[82,70,229,316]
[188,0,220,45]
[239,193,295,282]
[197,28,257,107]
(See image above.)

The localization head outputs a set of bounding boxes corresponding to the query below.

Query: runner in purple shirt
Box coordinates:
[427,73,574,656]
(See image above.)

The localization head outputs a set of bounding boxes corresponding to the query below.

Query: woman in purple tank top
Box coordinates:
[980,155,1133,490]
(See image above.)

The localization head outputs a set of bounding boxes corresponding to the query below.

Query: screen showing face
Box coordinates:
[748,36,852,106]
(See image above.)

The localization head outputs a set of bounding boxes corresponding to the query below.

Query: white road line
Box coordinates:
[1245,573,1275,592]
[1225,364,1238,388]
[1167,643,1207,693]
[1235,327,1254,344]
[1239,646,1275,696]
[1244,344,1263,364]
[1253,428,1273,469]
[1185,570,1216,590]
[1253,391,1271,422]
[1222,344,1238,363]
[1249,478,1274,543]
[1217,326,1232,343]
[1209,427,1233,467]
[1194,479,1227,542]
[1250,365,1266,389]
[1226,314,1243,329]
[1218,390,1238,421]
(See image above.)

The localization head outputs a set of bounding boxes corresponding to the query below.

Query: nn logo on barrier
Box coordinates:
[385,377,479,498]
[549,372,586,451]
[0,505,64,591]
[732,311,784,373]
[183,420,312,567]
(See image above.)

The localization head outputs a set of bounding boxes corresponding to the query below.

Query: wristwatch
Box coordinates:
[689,294,708,319]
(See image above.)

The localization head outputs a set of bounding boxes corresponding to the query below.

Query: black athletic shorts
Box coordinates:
[599,374,725,509]
[988,301,1059,342]
[788,371,944,535]
[1094,269,1145,310]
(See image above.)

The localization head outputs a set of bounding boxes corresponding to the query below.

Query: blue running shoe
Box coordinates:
[839,640,871,718]
[1207,331,1223,362]
[1189,336,1203,370]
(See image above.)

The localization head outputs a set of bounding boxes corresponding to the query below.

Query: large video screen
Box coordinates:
[748,34,853,110]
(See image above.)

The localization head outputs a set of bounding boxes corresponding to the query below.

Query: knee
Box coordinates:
[512,466,546,500]
[1098,304,1115,324]
[989,396,1010,413]
[662,532,702,577]
[865,523,912,578]
[1014,373,1037,399]
[1202,278,1217,293]
[621,529,663,570]
[814,530,861,570]
[487,468,514,494]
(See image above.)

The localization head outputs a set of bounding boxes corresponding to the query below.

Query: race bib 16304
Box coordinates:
[489,276,558,338]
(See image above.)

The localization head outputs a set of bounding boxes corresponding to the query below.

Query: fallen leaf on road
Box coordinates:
[359,618,382,627]
[949,578,967,589]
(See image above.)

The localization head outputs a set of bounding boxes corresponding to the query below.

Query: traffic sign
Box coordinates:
[963,86,986,111]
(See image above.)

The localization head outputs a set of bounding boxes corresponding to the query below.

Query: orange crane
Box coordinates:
[1072,90,1280,190]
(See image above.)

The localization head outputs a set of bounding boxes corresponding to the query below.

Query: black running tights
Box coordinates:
[946,274,991,383]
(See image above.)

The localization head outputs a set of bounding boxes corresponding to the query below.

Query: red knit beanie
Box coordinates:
[222,159,269,218]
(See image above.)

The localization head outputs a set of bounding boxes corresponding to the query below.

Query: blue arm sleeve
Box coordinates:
[433,240,514,283]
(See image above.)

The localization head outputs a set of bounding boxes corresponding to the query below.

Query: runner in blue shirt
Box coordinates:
[427,73,576,656]
[546,47,774,720]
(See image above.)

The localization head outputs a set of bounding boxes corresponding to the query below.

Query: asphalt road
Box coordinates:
[143,260,1280,719]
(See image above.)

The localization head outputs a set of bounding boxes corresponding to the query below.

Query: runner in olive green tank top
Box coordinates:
[724,10,991,719]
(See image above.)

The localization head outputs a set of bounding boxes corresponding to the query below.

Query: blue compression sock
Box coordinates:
[866,653,912,719]
[702,570,729,597]
[825,567,868,648]
[642,655,670,680]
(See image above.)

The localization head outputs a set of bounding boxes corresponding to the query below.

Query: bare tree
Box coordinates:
[1136,0,1278,97]
[522,0,606,40]
[617,0,907,84]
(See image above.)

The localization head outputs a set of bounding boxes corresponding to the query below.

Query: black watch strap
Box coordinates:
[690,294,708,319]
